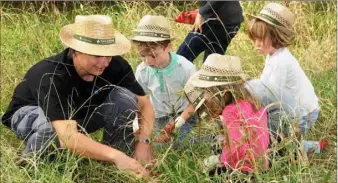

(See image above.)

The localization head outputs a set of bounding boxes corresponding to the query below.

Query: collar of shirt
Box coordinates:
[266,47,286,61]
[148,52,178,77]
[147,52,179,92]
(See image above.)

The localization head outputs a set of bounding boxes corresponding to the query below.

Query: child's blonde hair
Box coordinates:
[248,18,293,48]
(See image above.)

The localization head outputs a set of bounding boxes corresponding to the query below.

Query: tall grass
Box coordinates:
[0,1,336,182]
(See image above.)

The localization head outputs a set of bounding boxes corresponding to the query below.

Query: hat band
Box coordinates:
[135,31,170,39]
[199,74,243,82]
[73,34,115,45]
[192,91,205,107]
[258,13,285,28]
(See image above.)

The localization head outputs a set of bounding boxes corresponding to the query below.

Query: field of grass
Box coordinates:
[0,1,336,183]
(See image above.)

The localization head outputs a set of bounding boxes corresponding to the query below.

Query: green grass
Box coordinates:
[0,1,336,183]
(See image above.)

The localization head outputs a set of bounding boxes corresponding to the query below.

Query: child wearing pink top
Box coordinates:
[220,99,269,173]
[186,53,270,174]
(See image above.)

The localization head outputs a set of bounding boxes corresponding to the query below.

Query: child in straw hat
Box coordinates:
[131,15,197,143]
[248,3,326,153]
[187,53,270,173]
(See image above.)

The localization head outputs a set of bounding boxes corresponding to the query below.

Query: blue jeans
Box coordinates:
[299,109,320,135]
[11,86,139,156]
[245,79,320,140]
[11,106,60,156]
[155,115,197,142]
[299,109,321,153]
[177,20,240,62]
[244,79,295,138]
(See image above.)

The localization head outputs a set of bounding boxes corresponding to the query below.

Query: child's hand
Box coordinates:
[153,121,176,143]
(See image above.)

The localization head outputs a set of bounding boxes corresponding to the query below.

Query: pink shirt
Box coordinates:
[220,100,270,172]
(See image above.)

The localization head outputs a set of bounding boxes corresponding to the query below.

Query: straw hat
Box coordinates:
[184,78,205,112]
[189,53,247,88]
[60,15,131,56]
[248,3,295,36]
[131,15,175,42]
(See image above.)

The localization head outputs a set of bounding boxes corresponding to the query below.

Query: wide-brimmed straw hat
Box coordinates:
[189,53,247,88]
[131,15,175,42]
[184,78,205,112]
[248,3,295,36]
[60,15,131,56]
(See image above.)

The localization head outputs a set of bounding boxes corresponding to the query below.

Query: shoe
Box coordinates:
[303,140,329,154]
[203,154,221,173]
[319,140,329,151]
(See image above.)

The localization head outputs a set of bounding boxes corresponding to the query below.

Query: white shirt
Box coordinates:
[136,52,196,118]
[260,47,319,117]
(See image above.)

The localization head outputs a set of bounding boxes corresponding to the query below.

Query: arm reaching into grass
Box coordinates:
[175,103,195,128]
[51,120,149,177]
[133,95,155,164]
[153,103,196,143]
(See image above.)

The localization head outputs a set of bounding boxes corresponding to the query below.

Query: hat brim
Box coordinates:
[131,35,175,42]
[60,24,131,56]
[189,72,248,88]
[247,14,294,36]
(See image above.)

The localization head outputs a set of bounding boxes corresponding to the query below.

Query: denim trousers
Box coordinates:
[245,79,320,139]
[299,108,320,135]
[11,86,138,156]
[177,20,240,62]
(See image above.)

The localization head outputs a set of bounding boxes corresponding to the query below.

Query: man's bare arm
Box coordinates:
[51,120,149,176]
[134,95,155,163]
[136,96,154,139]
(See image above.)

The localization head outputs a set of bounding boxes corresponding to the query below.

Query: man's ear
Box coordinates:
[71,49,78,58]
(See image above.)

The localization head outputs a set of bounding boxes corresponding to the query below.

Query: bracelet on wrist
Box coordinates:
[135,137,152,144]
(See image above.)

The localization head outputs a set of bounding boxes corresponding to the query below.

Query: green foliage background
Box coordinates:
[0,1,336,183]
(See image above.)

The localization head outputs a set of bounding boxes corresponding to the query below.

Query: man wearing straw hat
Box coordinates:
[2,15,154,176]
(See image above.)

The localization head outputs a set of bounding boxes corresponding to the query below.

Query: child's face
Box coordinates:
[200,89,223,120]
[136,44,171,68]
[251,36,277,55]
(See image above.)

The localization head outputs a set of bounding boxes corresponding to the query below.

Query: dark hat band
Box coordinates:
[192,91,205,107]
[258,13,285,28]
[135,31,171,39]
[73,34,115,45]
[199,74,243,83]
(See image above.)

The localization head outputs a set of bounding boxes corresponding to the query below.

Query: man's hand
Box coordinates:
[193,13,203,33]
[52,120,149,177]
[134,142,153,164]
[114,151,150,177]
